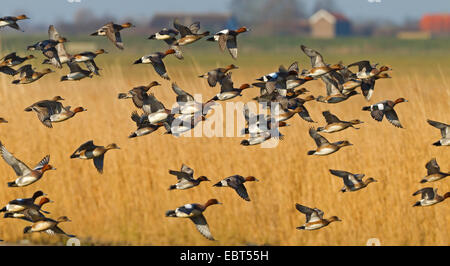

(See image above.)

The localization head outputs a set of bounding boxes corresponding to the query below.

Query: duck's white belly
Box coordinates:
[0,21,12,27]
[148,112,168,124]
[16,175,39,187]
[50,113,71,122]
[315,147,337,155]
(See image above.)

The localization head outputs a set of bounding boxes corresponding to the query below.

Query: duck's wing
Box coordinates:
[104,23,124,50]
[295,204,320,223]
[172,83,194,103]
[329,169,353,178]
[288,61,299,73]
[84,60,99,75]
[30,106,52,128]
[322,75,342,95]
[173,19,192,37]
[190,214,215,241]
[0,142,32,176]
[309,127,329,147]
[144,94,166,113]
[413,187,435,200]
[33,155,50,171]
[385,109,403,128]
[16,64,33,78]
[227,176,250,201]
[188,21,201,34]
[22,208,46,222]
[297,105,314,123]
[47,226,76,238]
[149,57,169,80]
[370,109,385,122]
[217,34,228,52]
[67,61,84,74]
[181,164,194,176]
[425,158,440,175]
[300,45,326,68]
[93,154,104,174]
[360,78,375,100]
[226,35,238,59]
[7,22,21,31]
[427,119,449,138]
[169,170,192,181]
[73,140,96,155]
[348,60,372,72]
[0,66,17,76]
[322,111,341,124]
[1,52,16,62]
[219,73,235,93]
[49,25,71,64]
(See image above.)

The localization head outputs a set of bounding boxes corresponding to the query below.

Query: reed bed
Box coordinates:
[0,39,448,246]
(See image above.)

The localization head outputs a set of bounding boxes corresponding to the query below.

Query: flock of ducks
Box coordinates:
[0,14,448,243]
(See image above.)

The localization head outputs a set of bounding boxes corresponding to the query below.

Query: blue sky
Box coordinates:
[3,0,450,25]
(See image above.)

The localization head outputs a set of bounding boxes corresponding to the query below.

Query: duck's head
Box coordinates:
[366,177,377,184]
[394,98,408,105]
[58,37,68,43]
[52,96,65,101]
[303,95,315,101]
[121,22,135,28]
[57,216,72,223]
[245,176,259,182]
[95,49,107,55]
[444,192,450,200]
[148,81,161,88]
[337,140,353,147]
[38,197,53,206]
[164,48,176,56]
[0,117,8,123]
[74,107,87,113]
[41,164,56,172]
[328,216,341,223]
[377,73,391,79]
[277,121,290,128]
[106,143,120,150]
[236,26,250,33]
[226,64,239,70]
[43,68,54,74]
[197,176,210,182]
[379,65,391,72]
[350,119,363,125]
[239,83,251,90]
[331,63,344,70]
[17,14,29,20]
[204,199,222,207]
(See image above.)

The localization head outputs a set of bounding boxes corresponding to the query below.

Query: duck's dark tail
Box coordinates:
[133,58,142,64]
[206,36,215,42]
[165,210,176,217]
[420,179,428,183]
[12,80,20,84]
[128,133,137,138]
[240,140,250,146]
[7,181,17,187]
[60,76,68,81]
[0,207,6,212]
[307,150,315,155]
[148,34,156,40]
[70,153,79,159]
[296,226,305,230]
[432,140,442,146]
[413,202,421,207]
[316,127,324,132]
[362,106,371,111]
[168,185,177,190]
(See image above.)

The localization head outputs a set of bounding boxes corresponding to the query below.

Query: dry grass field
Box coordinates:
[0,36,448,245]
